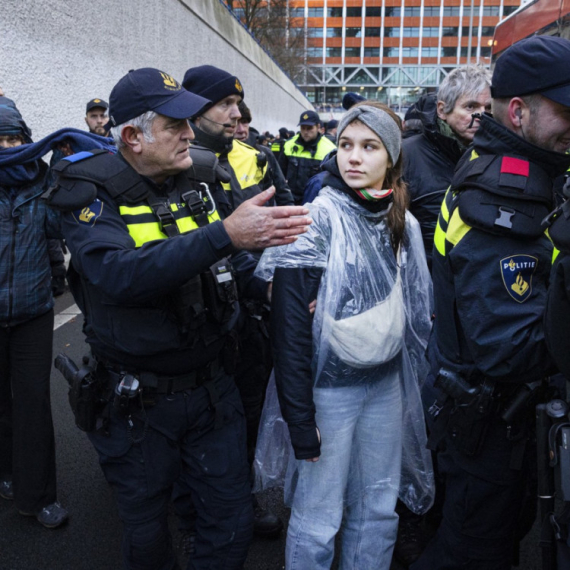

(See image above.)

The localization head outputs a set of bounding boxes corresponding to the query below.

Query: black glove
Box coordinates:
[288,421,321,460]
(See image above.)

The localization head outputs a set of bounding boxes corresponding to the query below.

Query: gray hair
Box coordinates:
[110,110,157,149]
[438,66,492,114]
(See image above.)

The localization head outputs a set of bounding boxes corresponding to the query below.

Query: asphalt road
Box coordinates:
[0,292,544,569]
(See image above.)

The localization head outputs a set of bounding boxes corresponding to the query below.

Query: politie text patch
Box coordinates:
[71,199,104,227]
[500,255,538,303]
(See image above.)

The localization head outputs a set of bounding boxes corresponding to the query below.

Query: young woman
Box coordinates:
[256,102,434,569]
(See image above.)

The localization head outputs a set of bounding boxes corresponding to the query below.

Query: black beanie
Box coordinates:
[182,65,245,107]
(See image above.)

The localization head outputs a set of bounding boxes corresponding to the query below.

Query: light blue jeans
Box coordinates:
[285,369,403,570]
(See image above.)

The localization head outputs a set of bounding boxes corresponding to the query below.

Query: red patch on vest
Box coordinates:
[501,157,529,177]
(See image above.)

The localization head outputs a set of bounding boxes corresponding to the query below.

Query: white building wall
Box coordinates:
[0,0,311,139]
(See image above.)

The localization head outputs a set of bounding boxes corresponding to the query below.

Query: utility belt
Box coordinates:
[427,368,545,459]
[55,352,222,433]
[99,359,220,396]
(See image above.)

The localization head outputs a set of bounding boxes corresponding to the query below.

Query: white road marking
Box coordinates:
[54,304,82,330]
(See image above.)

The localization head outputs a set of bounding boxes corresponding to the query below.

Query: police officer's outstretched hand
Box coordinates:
[223,186,312,250]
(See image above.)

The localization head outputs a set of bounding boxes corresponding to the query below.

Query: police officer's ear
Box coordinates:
[120,125,144,154]
[507,97,526,130]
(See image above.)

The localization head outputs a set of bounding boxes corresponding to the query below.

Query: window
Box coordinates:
[345,47,361,57]
[346,7,362,17]
[443,7,461,16]
[404,7,421,17]
[424,6,440,17]
[307,27,323,37]
[462,27,477,36]
[366,26,381,37]
[384,26,400,37]
[384,7,401,17]
[383,47,399,57]
[483,6,500,16]
[307,47,323,57]
[442,27,458,37]
[422,47,439,58]
[290,7,304,18]
[327,27,343,37]
[345,27,362,37]
[480,46,492,57]
[403,27,420,37]
[481,26,495,36]
[366,7,381,17]
[423,27,439,37]
[327,7,343,17]
[326,47,342,57]
[364,47,380,57]
[289,26,304,38]
[503,5,519,16]
[402,47,418,57]
[308,7,324,17]
[441,46,458,57]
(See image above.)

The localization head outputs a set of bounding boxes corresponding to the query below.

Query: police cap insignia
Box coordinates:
[235,79,243,93]
[160,72,180,91]
[72,199,104,227]
[500,254,538,303]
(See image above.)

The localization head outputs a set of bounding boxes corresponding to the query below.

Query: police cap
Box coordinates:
[86,98,108,113]
[108,68,211,126]
[491,36,570,106]
[298,110,320,126]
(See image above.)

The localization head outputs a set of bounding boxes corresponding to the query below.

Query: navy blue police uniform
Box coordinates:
[545,203,570,380]
[49,148,253,570]
[412,113,570,570]
[181,65,284,538]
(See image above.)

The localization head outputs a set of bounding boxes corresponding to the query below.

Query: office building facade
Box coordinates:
[290,0,521,111]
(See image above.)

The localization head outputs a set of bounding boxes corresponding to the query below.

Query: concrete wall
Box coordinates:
[0,0,312,140]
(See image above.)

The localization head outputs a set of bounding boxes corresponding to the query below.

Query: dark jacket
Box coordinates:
[544,252,570,379]
[431,114,570,385]
[59,152,238,375]
[544,198,570,379]
[190,126,275,301]
[0,161,60,326]
[402,93,464,268]
[255,144,294,206]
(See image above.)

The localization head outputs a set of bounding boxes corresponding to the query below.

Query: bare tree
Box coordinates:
[223,0,306,83]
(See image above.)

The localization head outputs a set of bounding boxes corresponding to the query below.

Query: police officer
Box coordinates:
[279,110,336,204]
[271,127,290,160]
[84,98,110,136]
[235,100,293,206]
[323,119,338,143]
[49,68,311,570]
[182,65,288,538]
[182,65,277,212]
[412,36,570,570]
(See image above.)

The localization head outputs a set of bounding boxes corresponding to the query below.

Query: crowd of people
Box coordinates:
[1,34,570,570]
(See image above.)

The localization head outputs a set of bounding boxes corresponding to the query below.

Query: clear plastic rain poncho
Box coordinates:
[254,186,435,514]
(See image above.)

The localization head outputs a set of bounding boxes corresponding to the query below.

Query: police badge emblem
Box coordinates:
[500,255,538,303]
[72,198,104,227]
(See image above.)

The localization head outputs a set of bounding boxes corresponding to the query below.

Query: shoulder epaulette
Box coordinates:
[43,150,150,211]
[452,152,553,239]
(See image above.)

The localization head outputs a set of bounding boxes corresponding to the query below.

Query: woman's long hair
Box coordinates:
[352,101,409,254]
